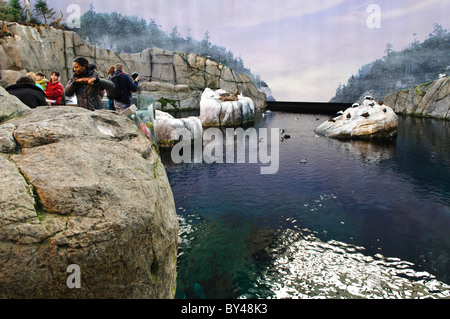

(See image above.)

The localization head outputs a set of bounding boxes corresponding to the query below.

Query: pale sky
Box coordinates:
[41,0,450,101]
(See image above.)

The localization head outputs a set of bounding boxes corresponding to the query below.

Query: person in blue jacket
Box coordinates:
[111,63,140,113]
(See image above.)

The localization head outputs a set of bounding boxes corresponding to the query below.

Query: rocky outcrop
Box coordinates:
[314,99,399,140]
[0,23,266,109]
[199,88,255,127]
[384,77,450,119]
[0,102,179,298]
[0,85,30,121]
[156,110,203,148]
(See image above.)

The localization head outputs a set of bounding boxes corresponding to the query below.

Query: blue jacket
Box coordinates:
[113,70,139,104]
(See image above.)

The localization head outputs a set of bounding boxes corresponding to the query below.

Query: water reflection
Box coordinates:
[336,139,397,164]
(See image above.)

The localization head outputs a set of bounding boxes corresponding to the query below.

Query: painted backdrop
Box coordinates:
[42,0,449,102]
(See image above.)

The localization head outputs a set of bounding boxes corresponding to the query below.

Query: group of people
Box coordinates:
[5,57,140,113]
[6,71,64,108]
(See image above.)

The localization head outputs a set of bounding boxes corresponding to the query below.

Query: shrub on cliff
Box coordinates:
[331,23,450,103]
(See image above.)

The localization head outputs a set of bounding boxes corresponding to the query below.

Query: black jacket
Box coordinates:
[65,70,114,111]
[5,83,47,108]
[112,70,139,105]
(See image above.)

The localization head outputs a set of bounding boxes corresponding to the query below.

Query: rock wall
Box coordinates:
[384,77,450,119]
[0,98,179,298]
[0,23,266,109]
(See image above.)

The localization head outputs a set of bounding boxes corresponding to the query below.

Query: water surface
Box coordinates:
[160,110,450,299]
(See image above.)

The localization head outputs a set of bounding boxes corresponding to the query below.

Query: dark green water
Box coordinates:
[160,110,450,299]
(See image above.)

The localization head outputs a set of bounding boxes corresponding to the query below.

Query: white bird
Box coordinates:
[300,158,307,164]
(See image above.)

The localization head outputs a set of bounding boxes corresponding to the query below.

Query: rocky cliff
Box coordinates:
[384,76,449,119]
[0,90,179,298]
[0,23,266,109]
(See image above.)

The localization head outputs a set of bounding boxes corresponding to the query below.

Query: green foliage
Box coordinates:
[6,0,22,22]
[74,7,256,82]
[34,0,55,25]
[331,24,450,103]
[0,1,7,28]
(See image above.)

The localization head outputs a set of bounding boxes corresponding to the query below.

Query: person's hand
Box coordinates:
[75,78,89,84]
[75,77,97,85]
[135,75,140,82]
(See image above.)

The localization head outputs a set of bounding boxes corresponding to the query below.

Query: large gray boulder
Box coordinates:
[315,99,399,140]
[384,77,450,119]
[0,85,30,121]
[156,110,203,148]
[0,106,179,298]
[199,88,255,127]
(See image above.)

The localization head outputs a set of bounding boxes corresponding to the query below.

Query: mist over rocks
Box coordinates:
[0,103,179,298]
[0,23,266,109]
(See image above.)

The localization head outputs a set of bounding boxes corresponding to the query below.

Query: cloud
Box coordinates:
[40,0,450,101]
[382,0,446,20]
[220,0,349,28]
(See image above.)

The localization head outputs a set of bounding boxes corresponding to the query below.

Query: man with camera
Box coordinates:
[108,63,140,113]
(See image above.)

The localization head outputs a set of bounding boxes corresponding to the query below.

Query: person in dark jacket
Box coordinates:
[64,57,114,111]
[6,75,47,108]
[112,63,140,113]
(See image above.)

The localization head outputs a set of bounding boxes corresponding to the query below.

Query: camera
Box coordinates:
[131,73,139,80]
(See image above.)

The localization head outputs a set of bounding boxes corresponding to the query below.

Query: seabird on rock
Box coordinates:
[352,103,360,108]
[363,96,375,108]
[337,110,344,115]
[361,112,370,118]
[383,108,387,113]
[346,113,352,119]
[280,129,285,134]
[219,89,239,101]
[283,134,291,139]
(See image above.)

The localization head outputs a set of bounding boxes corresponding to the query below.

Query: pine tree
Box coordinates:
[34,0,54,25]
[0,0,7,31]
[6,0,22,22]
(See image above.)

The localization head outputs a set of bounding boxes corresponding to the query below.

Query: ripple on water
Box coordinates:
[252,227,450,299]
